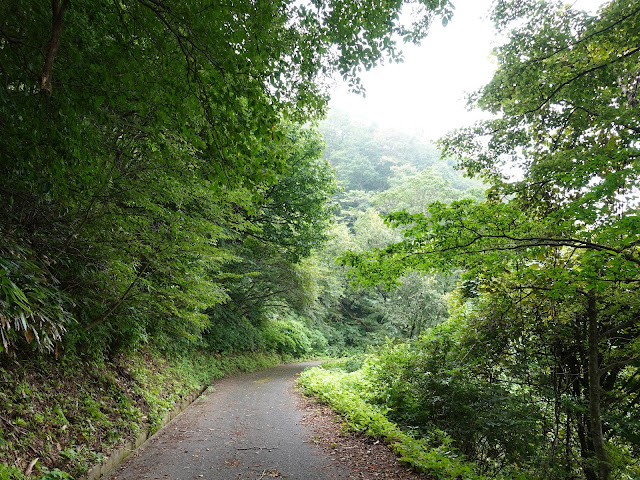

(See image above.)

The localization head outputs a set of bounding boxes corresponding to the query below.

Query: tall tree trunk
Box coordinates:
[41,0,70,94]
[587,292,610,480]
[577,419,598,480]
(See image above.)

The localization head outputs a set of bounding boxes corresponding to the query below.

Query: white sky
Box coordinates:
[328,0,609,141]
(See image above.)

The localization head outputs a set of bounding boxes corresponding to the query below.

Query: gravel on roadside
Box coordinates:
[295,389,430,480]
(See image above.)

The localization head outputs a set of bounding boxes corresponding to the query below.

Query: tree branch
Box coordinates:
[600,353,640,374]
[601,318,640,339]
[440,231,640,267]
[84,264,149,331]
[525,47,640,114]
[41,0,70,94]
[523,5,640,67]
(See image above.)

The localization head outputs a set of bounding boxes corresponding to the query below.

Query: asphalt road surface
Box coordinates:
[106,362,351,480]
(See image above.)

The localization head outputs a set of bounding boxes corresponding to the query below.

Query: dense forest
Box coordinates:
[1,0,639,479]
[323,2,640,479]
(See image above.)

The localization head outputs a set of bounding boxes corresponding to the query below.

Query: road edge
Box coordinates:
[83,385,208,480]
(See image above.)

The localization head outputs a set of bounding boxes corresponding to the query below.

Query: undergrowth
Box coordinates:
[298,360,530,480]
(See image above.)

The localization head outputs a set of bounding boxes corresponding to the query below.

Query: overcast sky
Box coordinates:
[328,0,609,141]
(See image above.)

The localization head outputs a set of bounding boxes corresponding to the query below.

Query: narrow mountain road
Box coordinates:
[106,362,351,480]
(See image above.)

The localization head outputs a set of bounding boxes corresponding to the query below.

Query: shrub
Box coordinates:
[369,326,543,472]
[298,366,487,480]
[263,316,312,358]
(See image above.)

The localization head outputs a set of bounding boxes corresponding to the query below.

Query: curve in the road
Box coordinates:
[106,362,351,480]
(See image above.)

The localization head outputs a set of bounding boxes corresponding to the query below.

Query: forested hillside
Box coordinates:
[309,110,483,352]
[2,0,639,479]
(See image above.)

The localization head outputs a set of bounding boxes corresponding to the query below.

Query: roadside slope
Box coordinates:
[0,350,284,479]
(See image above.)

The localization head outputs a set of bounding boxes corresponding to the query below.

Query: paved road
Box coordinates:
[107,362,351,480]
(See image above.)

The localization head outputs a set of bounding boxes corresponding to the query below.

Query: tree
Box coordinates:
[342,1,640,478]
[0,0,453,355]
[204,124,339,348]
[249,125,339,263]
[383,271,452,338]
[373,167,484,214]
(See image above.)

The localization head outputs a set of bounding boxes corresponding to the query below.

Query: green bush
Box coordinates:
[203,310,267,353]
[298,366,487,480]
[299,325,543,480]
[369,325,543,474]
[263,316,313,357]
[0,241,72,356]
